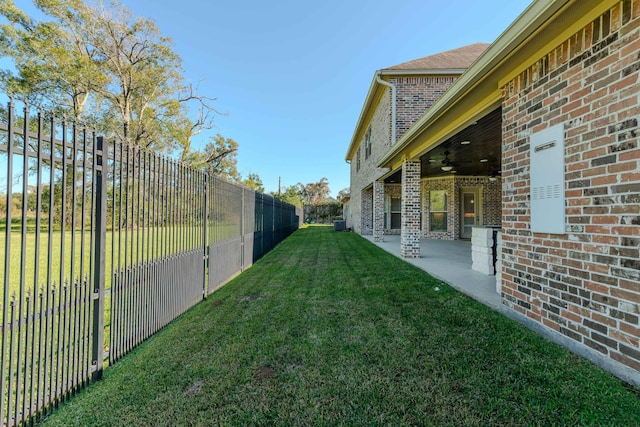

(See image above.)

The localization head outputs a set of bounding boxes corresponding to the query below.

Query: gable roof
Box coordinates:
[375,0,577,171]
[384,42,491,71]
[345,42,490,161]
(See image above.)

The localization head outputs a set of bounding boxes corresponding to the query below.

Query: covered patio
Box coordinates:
[363,235,500,309]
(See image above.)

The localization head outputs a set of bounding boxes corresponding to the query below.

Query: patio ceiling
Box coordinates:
[385,107,502,184]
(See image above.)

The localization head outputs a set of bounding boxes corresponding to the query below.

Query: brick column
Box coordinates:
[361,188,373,235]
[401,159,421,258]
[373,180,385,242]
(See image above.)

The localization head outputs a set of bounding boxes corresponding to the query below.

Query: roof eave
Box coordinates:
[345,73,380,162]
[376,0,569,169]
[344,67,468,162]
[379,68,468,76]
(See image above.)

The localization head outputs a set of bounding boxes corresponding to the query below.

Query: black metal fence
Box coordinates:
[0,99,301,425]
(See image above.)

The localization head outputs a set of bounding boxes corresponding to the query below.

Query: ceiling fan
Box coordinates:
[441,150,454,171]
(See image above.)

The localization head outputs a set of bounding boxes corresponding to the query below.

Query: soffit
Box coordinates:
[385,107,502,183]
[377,0,590,172]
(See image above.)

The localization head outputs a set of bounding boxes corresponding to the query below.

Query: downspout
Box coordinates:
[375,72,397,144]
[373,73,396,243]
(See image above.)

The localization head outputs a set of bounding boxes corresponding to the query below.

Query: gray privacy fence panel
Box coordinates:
[0,99,300,425]
[207,177,243,293]
[108,142,206,364]
[208,239,242,293]
[242,188,256,270]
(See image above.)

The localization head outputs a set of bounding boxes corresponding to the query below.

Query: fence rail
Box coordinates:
[0,99,301,425]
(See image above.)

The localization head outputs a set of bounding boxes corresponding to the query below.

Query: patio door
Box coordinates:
[460,187,481,239]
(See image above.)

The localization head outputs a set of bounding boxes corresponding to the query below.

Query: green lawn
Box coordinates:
[0,222,236,298]
[37,225,640,426]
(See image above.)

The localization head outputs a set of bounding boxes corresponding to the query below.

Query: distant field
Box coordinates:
[0,222,241,294]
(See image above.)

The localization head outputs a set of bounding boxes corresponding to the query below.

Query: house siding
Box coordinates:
[501,1,640,372]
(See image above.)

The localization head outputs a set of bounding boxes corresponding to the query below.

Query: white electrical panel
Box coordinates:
[530,123,565,234]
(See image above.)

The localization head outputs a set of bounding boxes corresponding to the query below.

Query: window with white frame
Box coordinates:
[385,195,401,230]
[429,190,447,232]
[364,127,372,159]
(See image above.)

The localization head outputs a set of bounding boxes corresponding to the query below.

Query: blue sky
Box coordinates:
[12,0,533,196]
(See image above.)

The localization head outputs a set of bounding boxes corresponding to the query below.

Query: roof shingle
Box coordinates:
[384,42,490,71]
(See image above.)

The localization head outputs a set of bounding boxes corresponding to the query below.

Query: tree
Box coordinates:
[0,0,218,154]
[336,187,350,203]
[299,177,330,206]
[181,133,240,181]
[89,2,186,147]
[0,0,106,121]
[242,173,264,193]
[272,185,303,208]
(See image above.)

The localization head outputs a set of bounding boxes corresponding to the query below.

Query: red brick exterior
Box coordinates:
[373,180,385,241]
[422,176,502,240]
[393,76,459,141]
[350,75,461,235]
[401,160,422,257]
[501,1,640,371]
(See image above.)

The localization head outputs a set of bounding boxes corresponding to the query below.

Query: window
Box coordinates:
[356,147,361,172]
[385,195,401,230]
[429,190,447,232]
[364,127,372,159]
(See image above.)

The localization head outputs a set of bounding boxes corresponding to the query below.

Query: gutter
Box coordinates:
[379,68,467,76]
[345,68,467,162]
[376,0,570,169]
[375,72,397,145]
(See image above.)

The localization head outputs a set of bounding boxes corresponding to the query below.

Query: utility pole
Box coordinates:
[278,176,281,196]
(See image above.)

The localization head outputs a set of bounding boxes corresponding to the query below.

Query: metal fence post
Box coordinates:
[91,137,107,380]
[240,187,245,271]
[203,173,208,298]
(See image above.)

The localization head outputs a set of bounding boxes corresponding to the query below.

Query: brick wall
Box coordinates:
[349,89,392,234]
[401,160,421,257]
[373,180,384,241]
[501,1,640,372]
[350,75,460,234]
[361,187,373,235]
[392,76,459,141]
[422,176,502,239]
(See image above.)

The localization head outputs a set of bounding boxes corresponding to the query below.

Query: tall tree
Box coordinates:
[89,3,182,147]
[182,133,240,181]
[299,177,330,206]
[0,0,106,121]
[272,185,303,208]
[243,173,264,193]
[0,0,218,154]
[336,187,350,203]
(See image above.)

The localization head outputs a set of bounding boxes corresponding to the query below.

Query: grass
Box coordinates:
[0,222,237,298]
[0,220,235,369]
[37,225,640,426]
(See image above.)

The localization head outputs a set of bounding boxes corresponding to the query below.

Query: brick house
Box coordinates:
[346,0,640,385]
[344,42,491,244]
